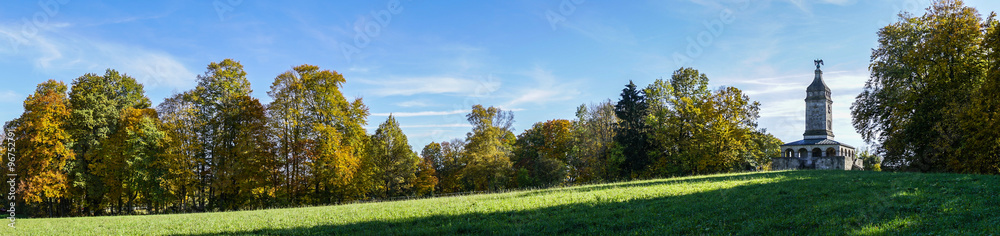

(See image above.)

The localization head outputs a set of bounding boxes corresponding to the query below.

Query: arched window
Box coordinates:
[799,148,808,158]
[812,148,822,157]
[785,149,795,157]
[826,148,836,157]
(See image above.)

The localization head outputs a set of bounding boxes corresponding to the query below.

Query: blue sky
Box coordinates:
[2,0,998,152]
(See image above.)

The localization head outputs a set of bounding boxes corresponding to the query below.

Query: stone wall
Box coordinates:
[771,157,802,170]
[771,156,863,171]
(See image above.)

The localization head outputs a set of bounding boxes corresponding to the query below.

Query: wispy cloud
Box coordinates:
[0,90,19,103]
[400,123,473,128]
[372,109,469,117]
[560,15,638,46]
[506,66,580,107]
[0,24,197,90]
[785,0,857,14]
[359,76,500,97]
[395,100,433,108]
[822,70,868,91]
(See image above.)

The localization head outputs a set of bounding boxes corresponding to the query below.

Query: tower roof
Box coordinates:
[807,68,830,92]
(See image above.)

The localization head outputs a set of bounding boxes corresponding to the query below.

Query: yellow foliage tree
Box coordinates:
[14,80,74,217]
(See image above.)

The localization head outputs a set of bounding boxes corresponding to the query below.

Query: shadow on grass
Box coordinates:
[179,171,1000,235]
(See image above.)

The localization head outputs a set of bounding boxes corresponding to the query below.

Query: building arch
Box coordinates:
[799,148,808,158]
[812,148,822,157]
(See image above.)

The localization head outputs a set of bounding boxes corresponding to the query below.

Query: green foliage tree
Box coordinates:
[958,13,1000,174]
[419,142,445,194]
[432,139,467,193]
[853,0,998,173]
[858,149,882,172]
[413,156,439,196]
[568,101,618,183]
[266,66,310,205]
[219,96,277,209]
[513,119,572,187]
[156,92,203,212]
[614,81,650,178]
[191,59,256,210]
[67,69,151,215]
[370,115,420,198]
[744,130,782,171]
[267,64,369,203]
[92,108,169,214]
[644,68,767,176]
[463,105,515,191]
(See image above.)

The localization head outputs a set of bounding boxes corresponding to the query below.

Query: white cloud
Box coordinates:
[0,24,197,90]
[736,68,867,146]
[359,76,500,97]
[395,100,432,107]
[822,70,868,91]
[784,0,857,14]
[506,66,580,107]
[820,0,856,6]
[399,123,473,128]
[372,109,469,117]
[0,90,19,103]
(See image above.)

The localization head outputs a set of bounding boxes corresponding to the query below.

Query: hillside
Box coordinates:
[4,170,999,235]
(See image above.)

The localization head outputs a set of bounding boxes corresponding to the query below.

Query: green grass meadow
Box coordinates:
[3,170,999,235]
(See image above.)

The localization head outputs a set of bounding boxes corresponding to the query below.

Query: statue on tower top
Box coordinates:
[814,59,824,69]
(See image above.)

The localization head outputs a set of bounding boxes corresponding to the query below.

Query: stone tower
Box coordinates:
[771,59,861,170]
[804,60,834,139]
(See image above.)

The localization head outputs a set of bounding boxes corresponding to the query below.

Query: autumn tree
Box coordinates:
[853,0,992,172]
[156,92,203,212]
[91,108,169,214]
[267,64,369,203]
[66,69,151,215]
[744,130,782,171]
[421,142,444,175]
[957,12,1000,174]
[462,105,515,191]
[219,96,278,209]
[13,80,74,217]
[190,59,256,210]
[431,139,467,193]
[266,66,310,204]
[513,119,572,187]
[645,68,767,176]
[414,145,440,196]
[568,101,618,183]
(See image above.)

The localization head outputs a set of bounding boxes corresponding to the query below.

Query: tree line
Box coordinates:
[0,60,780,217]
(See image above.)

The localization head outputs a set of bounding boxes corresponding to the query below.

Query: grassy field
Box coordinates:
[3,170,999,235]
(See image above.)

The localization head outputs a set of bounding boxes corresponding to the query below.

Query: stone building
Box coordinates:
[771,60,862,170]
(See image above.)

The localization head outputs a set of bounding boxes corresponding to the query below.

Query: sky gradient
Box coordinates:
[2,0,998,151]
